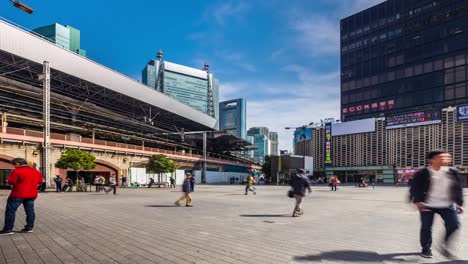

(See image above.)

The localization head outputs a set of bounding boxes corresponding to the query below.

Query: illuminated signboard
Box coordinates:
[386,109,441,129]
[294,128,312,143]
[324,122,332,167]
[457,104,468,122]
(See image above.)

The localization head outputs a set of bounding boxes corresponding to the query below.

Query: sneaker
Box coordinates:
[20,228,33,233]
[174,201,181,207]
[439,245,457,260]
[421,248,433,258]
[186,204,193,207]
[0,230,13,235]
[292,211,299,217]
[244,193,248,195]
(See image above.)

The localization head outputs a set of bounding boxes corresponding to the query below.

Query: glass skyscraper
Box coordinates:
[32,23,86,57]
[247,127,278,164]
[340,0,468,121]
[219,98,246,139]
[142,53,219,119]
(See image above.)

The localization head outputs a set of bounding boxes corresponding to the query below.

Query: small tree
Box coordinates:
[55,149,97,179]
[146,154,176,182]
[261,155,272,179]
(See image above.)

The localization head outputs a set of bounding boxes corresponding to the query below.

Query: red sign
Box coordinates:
[388,100,395,109]
[364,104,371,110]
[356,105,363,111]
[371,103,378,109]
[342,108,348,113]
[349,107,355,112]
[379,101,387,111]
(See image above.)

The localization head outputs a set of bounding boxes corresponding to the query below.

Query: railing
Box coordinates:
[1,127,261,168]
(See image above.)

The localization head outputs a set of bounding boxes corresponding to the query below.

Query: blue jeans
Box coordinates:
[420,207,460,250]
[3,197,36,231]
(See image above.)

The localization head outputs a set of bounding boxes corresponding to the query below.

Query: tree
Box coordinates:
[261,155,272,179]
[55,149,97,179]
[146,154,176,182]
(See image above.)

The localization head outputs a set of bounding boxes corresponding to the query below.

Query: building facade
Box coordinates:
[142,51,219,120]
[32,23,86,56]
[297,107,468,184]
[247,127,275,164]
[268,131,279,156]
[219,98,246,139]
[341,0,468,121]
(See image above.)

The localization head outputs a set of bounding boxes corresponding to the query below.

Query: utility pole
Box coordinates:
[42,61,51,187]
[202,132,207,183]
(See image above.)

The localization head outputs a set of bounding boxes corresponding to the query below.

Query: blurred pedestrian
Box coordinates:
[175,173,193,207]
[148,178,154,188]
[411,150,463,259]
[244,174,256,195]
[54,175,63,192]
[170,176,175,188]
[105,174,117,195]
[290,169,311,217]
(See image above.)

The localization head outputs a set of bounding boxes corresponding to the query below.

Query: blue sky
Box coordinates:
[1,0,384,151]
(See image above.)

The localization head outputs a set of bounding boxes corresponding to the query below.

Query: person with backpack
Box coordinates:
[175,173,194,207]
[410,150,463,259]
[290,169,311,217]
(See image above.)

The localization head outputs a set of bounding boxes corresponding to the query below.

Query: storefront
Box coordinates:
[326,165,395,184]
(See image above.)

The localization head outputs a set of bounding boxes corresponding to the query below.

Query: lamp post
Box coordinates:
[285,122,313,174]
[9,0,34,14]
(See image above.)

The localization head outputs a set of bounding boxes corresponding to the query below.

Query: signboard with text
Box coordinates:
[324,122,332,167]
[386,109,441,129]
[457,104,468,122]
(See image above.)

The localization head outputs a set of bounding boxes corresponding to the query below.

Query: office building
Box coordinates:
[268,131,279,156]
[142,50,219,119]
[219,98,246,139]
[247,127,279,164]
[340,0,468,121]
[32,23,86,56]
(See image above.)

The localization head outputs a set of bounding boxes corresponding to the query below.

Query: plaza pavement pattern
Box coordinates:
[0,185,467,264]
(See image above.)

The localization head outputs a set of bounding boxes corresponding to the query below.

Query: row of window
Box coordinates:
[342,52,468,91]
[342,28,402,53]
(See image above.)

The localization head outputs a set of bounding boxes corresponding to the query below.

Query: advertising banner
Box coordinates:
[324,122,332,167]
[457,104,468,122]
[386,109,441,129]
[294,128,312,143]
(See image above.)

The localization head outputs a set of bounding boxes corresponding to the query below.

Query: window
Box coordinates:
[455,83,466,99]
[434,59,443,71]
[414,64,423,75]
[405,66,414,77]
[445,68,455,84]
[444,57,454,69]
[424,62,433,73]
[455,54,466,66]
[455,66,466,82]
[445,85,455,100]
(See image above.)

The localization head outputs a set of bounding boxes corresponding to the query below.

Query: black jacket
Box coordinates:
[411,167,463,206]
[291,174,311,196]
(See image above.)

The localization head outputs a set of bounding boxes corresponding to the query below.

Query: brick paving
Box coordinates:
[0,185,467,263]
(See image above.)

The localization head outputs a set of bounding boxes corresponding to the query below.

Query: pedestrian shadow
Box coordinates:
[294,250,420,262]
[144,205,180,208]
[225,194,246,196]
[240,214,290,217]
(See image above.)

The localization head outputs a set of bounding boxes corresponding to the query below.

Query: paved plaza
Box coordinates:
[0,185,467,264]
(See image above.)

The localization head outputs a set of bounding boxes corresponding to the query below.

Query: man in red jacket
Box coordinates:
[0,158,43,235]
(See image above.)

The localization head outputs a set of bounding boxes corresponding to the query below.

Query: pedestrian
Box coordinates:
[105,174,117,195]
[175,173,193,207]
[330,176,339,191]
[62,177,74,192]
[189,174,195,192]
[54,175,63,192]
[411,150,463,259]
[94,175,101,192]
[0,158,43,235]
[148,177,154,188]
[290,169,311,217]
[121,176,127,188]
[170,176,176,188]
[244,174,257,195]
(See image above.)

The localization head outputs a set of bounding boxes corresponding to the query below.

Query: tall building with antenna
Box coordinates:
[141,50,219,123]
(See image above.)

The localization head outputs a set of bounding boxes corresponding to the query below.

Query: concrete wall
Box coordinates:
[193,170,249,184]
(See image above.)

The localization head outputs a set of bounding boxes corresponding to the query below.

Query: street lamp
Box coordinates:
[9,0,34,14]
[285,122,314,173]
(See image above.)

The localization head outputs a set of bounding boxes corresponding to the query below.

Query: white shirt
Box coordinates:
[425,166,453,208]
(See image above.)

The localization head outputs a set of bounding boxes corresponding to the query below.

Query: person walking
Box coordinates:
[148,178,154,188]
[54,175,63,192]
[175,173,193,207]
[244,174,257,195]
[94,175,101,192]
[330,176,339,191]
[121,176,127,188]
[0,158,43,235]
[105,174,117,195]
[170,176,176,188]
[62,177,74,192]
[411,150,463,259]
[189,174,195,192]
[290,169,311,217]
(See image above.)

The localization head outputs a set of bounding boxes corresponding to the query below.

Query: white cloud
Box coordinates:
[215,50,256,72]
[210,2,249,26]
[291,15,340,56]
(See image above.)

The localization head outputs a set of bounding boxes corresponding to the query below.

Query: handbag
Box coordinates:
[287,189,294,198]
